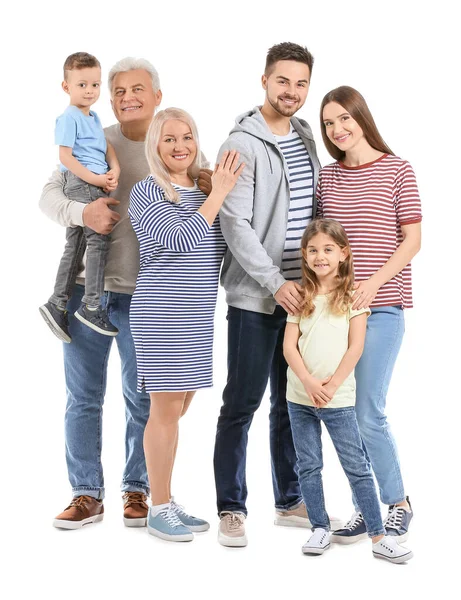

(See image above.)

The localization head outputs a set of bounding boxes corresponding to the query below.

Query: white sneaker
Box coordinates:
[372,535,413,563]
[302,528,331,555]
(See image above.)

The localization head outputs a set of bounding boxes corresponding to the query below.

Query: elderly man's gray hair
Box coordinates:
[108,57,160,93]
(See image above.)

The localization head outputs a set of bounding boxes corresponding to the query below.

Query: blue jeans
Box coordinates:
[50,172,109,309]
[355,306,406,506]
[64,285,150,499]
[288,402,385,537]
[213,306,301,515]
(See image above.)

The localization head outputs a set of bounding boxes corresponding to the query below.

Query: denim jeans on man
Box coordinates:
[64,284,150,499]
[214,306,301,515]
[288,402,385,537]
[49,172,110,309]
[354,306,406,506]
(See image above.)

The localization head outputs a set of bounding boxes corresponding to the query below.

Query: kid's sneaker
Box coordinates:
[372,535,413,563]
[302,528,331,555]
[331,511,368,544]
[384,497,413,542]
[74,304,118,336]
[170,497,210,532]
[39,302,71,343]
[147,504,193,542]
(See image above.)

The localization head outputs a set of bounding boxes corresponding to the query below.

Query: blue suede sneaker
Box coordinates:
[147,504,194,542]
[170,497,210,532]
[331,511,368,544]
[384,497,413,542]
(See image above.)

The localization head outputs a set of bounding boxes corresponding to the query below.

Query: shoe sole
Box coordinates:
[185,523,210,532]
[302,543,331,555]
[218,532,247,547]
[331,532,368,545]
[53,513,104,529]
[386,532,409,543]
[274,515,313,528]
[147,524,193,542]
[124,517,147,527]
[373,549,414,563]
[275,515,343,530]
[39,305,71,343]
[74,310,118,336]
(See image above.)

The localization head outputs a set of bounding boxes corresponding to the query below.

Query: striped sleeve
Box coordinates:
[129,180,211,253]
[394,161,422,225]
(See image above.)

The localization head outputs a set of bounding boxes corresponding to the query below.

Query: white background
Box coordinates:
[2,1,458,598]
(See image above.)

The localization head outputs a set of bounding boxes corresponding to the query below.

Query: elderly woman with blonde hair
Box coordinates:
[129,107,244,542]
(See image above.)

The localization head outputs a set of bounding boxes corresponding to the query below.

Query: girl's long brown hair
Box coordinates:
[300,219,354,317]
[320,86,394,161]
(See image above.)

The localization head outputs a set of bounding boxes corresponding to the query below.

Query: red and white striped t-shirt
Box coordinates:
[317,154,422,308]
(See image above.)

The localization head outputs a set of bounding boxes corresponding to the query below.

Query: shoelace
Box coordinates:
[343,512,363,531]
[222,512,245,531]
[123,492,147,509]
[158,506,184,528]
[170,499,188,517]
[68,495,92,512]
[384,506,405,530]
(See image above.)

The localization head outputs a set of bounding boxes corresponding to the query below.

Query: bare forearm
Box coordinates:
[283,345,311,386]
[59,148,101,186]
[329,343,364,389]
[198,191,226,225]
[370,232,421,288]
[106,142,120,172]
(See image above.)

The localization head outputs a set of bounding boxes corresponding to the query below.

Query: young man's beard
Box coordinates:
[269,95,300,117]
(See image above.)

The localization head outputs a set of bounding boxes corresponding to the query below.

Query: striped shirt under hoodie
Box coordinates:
[317,153,422,308]
[275,126,314,281]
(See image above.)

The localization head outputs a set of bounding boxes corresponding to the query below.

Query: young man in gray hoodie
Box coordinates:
[214,43,341,547]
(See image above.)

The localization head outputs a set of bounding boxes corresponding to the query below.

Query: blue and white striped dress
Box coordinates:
[129,176,226,392]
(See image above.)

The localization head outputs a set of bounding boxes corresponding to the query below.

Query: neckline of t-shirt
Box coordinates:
[338,153,389,170]
[274,125,295,141]
[172,181,198,191]
[68,105,95,119]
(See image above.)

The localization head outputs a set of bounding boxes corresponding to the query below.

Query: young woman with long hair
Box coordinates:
[317,86,422,543]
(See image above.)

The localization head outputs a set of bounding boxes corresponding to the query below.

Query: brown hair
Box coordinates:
[320,86,393,161]
[63,52,101,80]
[265,42,314,77]
[300,219,354,317]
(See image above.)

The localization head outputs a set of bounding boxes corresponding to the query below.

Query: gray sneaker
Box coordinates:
[384,497,413,542]
[218,512,247,547]
[74,304,118,336]
[39,302,71,343]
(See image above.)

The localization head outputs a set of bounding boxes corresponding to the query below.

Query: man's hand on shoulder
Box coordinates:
[198,169,213,196]
[83,197,121,234]
[274,281,303,316]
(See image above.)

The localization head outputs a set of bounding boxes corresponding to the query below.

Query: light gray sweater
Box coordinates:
[218,107,320,314]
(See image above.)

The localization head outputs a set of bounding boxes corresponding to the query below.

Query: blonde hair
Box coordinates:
[145,108,202,203]
[300,219,355,317]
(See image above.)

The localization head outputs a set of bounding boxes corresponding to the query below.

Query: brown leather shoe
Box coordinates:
[123,492,148,527]
[53,495,104,529]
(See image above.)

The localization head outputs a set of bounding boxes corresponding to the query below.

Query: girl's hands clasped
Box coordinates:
[211,150,245,197]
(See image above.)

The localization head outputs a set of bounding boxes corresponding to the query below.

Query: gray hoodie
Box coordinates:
[219,106,320,314]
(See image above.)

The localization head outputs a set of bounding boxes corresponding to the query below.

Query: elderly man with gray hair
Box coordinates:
[40,57,211,530]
